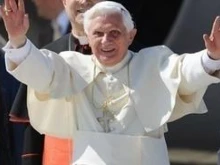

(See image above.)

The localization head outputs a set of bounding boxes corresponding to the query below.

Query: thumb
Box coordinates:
[203,34,215,52]
[23,14,29,31]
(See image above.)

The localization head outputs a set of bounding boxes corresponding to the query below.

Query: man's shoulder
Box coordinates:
[134,45,174,58]
[139,45,172,53]
[59,50,91,61]
[129,45,175,67]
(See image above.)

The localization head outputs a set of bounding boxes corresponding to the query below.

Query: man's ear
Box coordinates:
[128,28,137,45]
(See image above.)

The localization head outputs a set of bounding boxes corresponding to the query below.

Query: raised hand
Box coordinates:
[0,0,29,48]
[203,16,220,60]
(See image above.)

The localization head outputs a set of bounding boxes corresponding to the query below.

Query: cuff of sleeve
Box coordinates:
[3,39,31,65]
[202,51,220,74]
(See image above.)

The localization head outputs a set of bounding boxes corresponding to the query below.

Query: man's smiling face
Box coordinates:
[87,13,136,66]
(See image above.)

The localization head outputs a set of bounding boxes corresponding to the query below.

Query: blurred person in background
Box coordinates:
[32,0,71,41]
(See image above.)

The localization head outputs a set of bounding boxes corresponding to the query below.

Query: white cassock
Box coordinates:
[4,40,220,165]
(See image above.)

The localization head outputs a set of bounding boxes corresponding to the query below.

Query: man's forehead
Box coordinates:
[92,13,123,23]
[89,14,125,31]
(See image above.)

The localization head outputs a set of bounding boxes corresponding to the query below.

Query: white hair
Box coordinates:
[83,1,135,34]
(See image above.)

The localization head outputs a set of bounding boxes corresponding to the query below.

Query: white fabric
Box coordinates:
[4,40,220,165]
[202,52,220,73]
[73,131,169,165]
[3,39,30,64]
[4,41,220,135]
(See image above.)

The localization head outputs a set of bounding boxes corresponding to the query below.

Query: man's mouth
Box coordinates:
[101,48,116,53]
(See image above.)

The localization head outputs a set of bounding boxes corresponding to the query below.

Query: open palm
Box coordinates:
[203,16,220,60]
[0,0,29,45]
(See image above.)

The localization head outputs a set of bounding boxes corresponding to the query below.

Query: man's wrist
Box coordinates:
[202,51,220,73]
[9,36,27,48]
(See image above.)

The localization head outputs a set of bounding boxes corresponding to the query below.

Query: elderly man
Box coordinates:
[2,0,220,164]
[10,1,144,165]
[9,0,142,164]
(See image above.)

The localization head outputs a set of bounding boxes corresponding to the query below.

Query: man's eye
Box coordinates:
[110,30,120,37]
[93,31,103,37]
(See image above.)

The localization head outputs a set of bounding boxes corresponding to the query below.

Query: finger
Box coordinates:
[0,5,7,18]
[23,13,29,29]
[0,5,11,26]
[18,0,25,12]
[211,16,220,37]
[4,0,10,8]
[9,0,18,12]
[4,0,10,9]
[203,34,215,52]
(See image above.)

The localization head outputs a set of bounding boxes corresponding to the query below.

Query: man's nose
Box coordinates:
[101,34,112,44]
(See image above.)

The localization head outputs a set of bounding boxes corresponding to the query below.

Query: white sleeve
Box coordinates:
[202,52,220,74]
[2,39,31,65]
